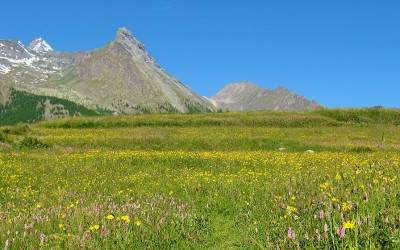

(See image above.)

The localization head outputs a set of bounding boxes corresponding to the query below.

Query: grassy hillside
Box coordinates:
[0,111,399,249]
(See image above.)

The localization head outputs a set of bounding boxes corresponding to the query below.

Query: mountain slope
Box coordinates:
[210,82,321,111]
[0,27,214,118]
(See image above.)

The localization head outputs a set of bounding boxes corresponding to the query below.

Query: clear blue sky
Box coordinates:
[1,0,399,107]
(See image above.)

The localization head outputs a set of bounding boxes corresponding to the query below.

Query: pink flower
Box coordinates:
[305,232,309,240]
[324,223,329,232]
[319,210,325,220]
[287,227,296,240]
[40,234,45,244]
[316,229,321,241]
[337,227,345,238]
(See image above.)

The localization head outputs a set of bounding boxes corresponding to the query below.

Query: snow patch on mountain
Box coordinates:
[0,56,38,66]
[0,64,11,74]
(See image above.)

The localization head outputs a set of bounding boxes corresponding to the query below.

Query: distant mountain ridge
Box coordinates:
[0,28,322,125]
[210,82,321,111]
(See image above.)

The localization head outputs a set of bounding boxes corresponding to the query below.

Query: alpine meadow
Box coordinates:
[0,109,399,249]
[1,4,400,248]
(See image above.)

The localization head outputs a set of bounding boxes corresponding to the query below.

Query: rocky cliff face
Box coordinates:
[0,27,214,114]
[210,82,321,111]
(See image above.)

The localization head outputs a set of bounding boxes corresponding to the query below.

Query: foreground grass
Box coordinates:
[0,110,399,249]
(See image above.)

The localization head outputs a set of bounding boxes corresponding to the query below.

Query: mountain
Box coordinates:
[0,27,213,124]
[210,82,321,111]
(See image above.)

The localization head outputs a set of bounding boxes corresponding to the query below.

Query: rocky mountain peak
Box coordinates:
[114,27,156,65]
[29,38,53,53]
[116,27,145,51]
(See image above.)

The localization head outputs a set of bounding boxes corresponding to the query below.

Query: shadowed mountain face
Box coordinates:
[0,27,213,115]
[210,82,322,111]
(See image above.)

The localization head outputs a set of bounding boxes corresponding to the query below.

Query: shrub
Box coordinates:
[17,137,50,149]
[349,146,375,153]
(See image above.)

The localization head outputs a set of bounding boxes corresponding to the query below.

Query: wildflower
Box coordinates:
[36,204,42,209]
[69,204,74,209]
[319,210,325,220]
[320,182,330,189]
[286,206,297,214]
[59,223,66,230]
[324,223,328,232]
[121,215,130,223]
[40,233,45,244]
[169,191,173,195]
[305,232,309,240]
[316,229,321,241]
[93,225,100,230]
[335,173,342,180]
[106,214,114,220]
[343,220,355,229]
[337,227,345,238]
[253,220,257,225]
[135,221,141,227]
[341,202,352,211]
[287,227,296,240]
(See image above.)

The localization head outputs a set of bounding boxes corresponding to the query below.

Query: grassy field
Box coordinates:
[0,109,399,249]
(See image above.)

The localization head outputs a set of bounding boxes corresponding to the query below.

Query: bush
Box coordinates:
[0,132,7,143]
[2,124,31,135]
[17,137,50,149]
[349,146,375,153]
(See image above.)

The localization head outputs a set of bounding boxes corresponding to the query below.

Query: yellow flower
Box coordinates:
[320,182,330,189]
[287,206,297,212]
[69,204,74,208]
[93,225,100,230]
[59,223,66,230]
[106,214,115,220]
[121,215,130,223]
[341,202,352,211]
[253,220,257,225]
[169,191,174,195]
[36,204,42,209]
[343,220,355,229]
[136,221,141,227]
[335,173,342,180]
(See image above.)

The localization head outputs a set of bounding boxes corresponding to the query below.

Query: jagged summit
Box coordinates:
[114,27,154,63]
[116,27,144,51]
[29,38,53,53]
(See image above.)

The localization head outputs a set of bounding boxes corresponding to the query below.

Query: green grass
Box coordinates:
[0,110,399,249]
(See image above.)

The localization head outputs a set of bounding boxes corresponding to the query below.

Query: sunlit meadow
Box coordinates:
[0,110,399,249]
